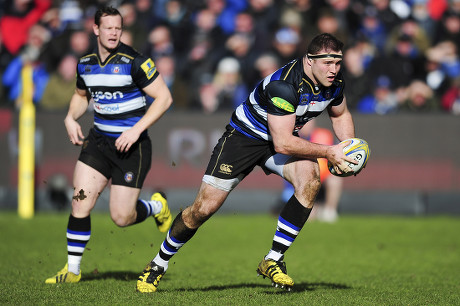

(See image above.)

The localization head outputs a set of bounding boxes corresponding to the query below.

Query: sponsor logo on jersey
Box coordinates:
[90,90,124,102]
[94,104,120,112]
[219,164,233,175]
[121,56,130,63]
[80,57,90,63]
[272,97,294,112]
[124,172,134,183]
[140,58,156,79]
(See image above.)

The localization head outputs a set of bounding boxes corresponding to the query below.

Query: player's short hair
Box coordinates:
[307,33,344,56]
[95,6,123,27]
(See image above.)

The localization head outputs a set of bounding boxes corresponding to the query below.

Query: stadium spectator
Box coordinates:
[40,54,77,111]
[143,25,175,61]
[41,29,91,72]
[155,54,189,110]
[433,9,460,51]
[441,77,460,114]
[1,0,458,115]
[2,23,50,108]
[44,6,173,284]
[270,27,302,66]
[411,0,437,39]
[199,56,249,113]
[136,33,358,293]
[424,39,460,98]
[315,7,350,48]
[342,39,375,110]
[370,0,402,33]
[253,52,279,81]
[160,0,193,55]
[399,80,439,112]
[385,16,431,56]
[357,75,399,114]
[246,0,280,40]
[279,0,317,38]
[369,33,427,94]
[118,2,150,52]
[0,0,51,57]
[357,6,389,53]
[325,0,362,43]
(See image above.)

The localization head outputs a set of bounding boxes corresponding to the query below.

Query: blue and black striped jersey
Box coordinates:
[76,43,159,137]
[230,58,345,141]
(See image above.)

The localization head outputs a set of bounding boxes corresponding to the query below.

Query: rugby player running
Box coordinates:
[137,33,357,292]
[45,6,173,284]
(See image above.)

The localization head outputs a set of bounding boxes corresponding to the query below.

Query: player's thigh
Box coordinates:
[109,185,141,218]
[283,158,320,188]
[283,158,321,206]
[72,160,109,217]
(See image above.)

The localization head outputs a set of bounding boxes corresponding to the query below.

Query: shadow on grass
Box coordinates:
[82,271,139,281]
[173,282,352,293]
[82,271,351,293]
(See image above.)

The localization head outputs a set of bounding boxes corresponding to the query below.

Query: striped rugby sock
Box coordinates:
[153,212,197,270]
[134,199,163,224]
[67,215,91,275]
[266,195,312,261]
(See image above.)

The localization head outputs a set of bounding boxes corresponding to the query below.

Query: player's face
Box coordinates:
[310,53,342,87]
[94,15,122,52]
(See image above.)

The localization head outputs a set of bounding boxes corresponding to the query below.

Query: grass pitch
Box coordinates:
[1,211,459,305]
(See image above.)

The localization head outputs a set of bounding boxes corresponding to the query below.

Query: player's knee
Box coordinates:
[189,203,215,225]
[294,176,321,205]
[111,213,133,227]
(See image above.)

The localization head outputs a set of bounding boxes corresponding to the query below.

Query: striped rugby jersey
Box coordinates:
[76,43,159,137]
[230,58,345,141]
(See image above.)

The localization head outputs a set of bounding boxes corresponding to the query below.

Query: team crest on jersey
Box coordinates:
[84,65,91,73]
[299,93,310,105]
[113,66,120,73]
[324,89,332,99]
[272,97,294,112]
[124,171,134,183]
[140,58,156,79]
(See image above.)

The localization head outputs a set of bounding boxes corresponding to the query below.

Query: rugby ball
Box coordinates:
[328,138,370,177]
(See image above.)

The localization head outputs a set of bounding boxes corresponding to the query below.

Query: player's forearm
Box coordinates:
[131,95,173,134]
[273,135,330,160]
[65,90,88,122]
[331,111,355,141]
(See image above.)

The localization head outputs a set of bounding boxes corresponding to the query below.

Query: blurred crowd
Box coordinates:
[1,0,460,114]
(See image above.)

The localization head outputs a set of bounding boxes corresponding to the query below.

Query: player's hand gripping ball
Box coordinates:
[328,138,370,177]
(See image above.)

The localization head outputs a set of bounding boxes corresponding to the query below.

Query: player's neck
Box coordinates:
[97,42,119,63]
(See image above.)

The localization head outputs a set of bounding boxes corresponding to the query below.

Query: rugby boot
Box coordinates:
[136,262,165,293]
[152,192,172,233]
[45,264,81,284]
[257,258,294,291]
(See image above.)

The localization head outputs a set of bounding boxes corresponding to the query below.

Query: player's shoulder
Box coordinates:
[280,58,304,82]
[116,43,141,58]
[78,51,98,65]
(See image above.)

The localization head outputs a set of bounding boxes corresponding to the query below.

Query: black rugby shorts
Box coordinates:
[78,128,152,188]
[205,124,276,181]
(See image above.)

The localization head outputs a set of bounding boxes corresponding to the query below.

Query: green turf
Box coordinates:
[1,211,459,305]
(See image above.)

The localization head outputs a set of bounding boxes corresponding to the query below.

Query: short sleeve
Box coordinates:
[132,55,160,89]
[76,64,86,90]
[265,80,298,115]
